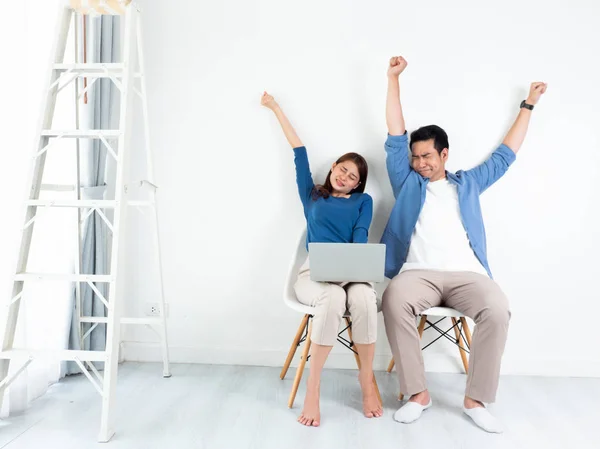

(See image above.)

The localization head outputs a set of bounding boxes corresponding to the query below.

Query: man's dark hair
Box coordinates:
[410,125,449,153]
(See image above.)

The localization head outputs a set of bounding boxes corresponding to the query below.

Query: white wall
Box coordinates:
[18,0,596,377]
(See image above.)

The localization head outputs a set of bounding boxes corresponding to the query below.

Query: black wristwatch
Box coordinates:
[520,100,534,110]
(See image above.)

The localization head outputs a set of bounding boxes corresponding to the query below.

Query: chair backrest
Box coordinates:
[283,229,308,305]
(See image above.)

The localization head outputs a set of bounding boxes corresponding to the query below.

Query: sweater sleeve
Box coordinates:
[385,132,411,199]
[352,195,373,243]
[293,147,315,206]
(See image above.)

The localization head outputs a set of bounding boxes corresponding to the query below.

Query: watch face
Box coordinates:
[520,100,533,110]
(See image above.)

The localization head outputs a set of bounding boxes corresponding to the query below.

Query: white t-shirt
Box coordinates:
[400,178,489,277]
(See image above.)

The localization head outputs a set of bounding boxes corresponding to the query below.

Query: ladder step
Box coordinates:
[26,199,116,208]
[53,63,141,78]
[14,273,113,282]
[41,130,121,138]
[0,349,107,362]
[80,317,163,325]
[53,63,124,73]
[41,184,76,192]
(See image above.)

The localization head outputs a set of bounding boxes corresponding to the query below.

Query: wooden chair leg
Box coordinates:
[280,314,310,380]
[345,317,382,405]
[460,317,472,348]
[417,315,427,338]
[288,320,312,408]
[451,317,469,373]
[386,358,395,373]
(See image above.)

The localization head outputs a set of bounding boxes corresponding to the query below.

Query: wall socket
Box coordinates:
[145,302,168,317]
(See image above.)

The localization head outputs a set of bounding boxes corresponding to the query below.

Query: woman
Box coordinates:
[261,92,382,427]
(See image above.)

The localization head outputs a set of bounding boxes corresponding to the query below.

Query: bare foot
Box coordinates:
[409,389,430,406]
[298,383,320,427]
[359,372,383,418]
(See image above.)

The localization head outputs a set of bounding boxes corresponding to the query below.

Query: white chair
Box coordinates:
[280,230,384,408]
[386,306,472,400]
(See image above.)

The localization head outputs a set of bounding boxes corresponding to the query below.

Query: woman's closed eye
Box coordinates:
[342,167,357,182]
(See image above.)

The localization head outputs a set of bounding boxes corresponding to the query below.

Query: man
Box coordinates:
[381,55,546,433]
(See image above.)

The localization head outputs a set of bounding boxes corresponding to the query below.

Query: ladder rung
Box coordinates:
[53,63,141,78]
[80,317,163,325]
[0,349,107,362]
[40,184,76,192]
[53,63,124,73]
[41,130,121,138]
[14,273,113,282]
[26,200,116,208]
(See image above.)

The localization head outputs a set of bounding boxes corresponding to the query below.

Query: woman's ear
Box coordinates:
[331,162,337,170]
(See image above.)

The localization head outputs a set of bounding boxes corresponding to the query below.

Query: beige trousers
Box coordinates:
[293,258,378,346]
[382,269,510,403]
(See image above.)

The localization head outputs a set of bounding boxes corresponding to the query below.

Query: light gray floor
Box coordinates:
[0,362,598,449]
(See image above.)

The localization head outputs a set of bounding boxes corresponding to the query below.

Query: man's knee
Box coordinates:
[476,290,511,328]
[382,276,417,316]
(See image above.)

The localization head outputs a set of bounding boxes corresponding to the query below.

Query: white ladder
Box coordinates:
[0,2,170,442]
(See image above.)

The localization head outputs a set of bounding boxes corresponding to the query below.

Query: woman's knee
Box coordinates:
[346,284,377,344]
[318,284,346,313]
[346,284,377,307]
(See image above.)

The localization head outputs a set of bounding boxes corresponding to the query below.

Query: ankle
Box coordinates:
[409,390,430,405]
[306,377,321,391]
[464,396,484,409]
[359,370,374,381]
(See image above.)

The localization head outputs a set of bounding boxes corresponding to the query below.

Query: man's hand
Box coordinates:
[502,82,548,153]
[387,56,408,78]
[261,91,279,111]
[526,82,548,105]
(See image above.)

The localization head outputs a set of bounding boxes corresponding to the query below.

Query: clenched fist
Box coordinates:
[526,82,548,105]
[261,91,279,111]
[388,56,408,78]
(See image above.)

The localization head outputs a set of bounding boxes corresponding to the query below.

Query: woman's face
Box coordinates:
[329,160,360,195]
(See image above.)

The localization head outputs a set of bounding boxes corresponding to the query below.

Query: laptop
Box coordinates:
[308,243,386,283]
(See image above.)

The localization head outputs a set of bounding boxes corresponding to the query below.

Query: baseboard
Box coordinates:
[121,341,600,378]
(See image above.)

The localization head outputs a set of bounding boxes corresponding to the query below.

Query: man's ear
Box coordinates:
[440,148,449,161]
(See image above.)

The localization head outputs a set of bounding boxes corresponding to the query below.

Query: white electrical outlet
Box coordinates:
[145,302,168,317]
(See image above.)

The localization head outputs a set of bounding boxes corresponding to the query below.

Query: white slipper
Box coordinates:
[393,399,432,423]
[463,406,504,433]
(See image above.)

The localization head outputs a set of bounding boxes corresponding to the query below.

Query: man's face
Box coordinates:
[411,139,448,181]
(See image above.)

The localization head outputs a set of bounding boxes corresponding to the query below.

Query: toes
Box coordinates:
[312,419,320,427]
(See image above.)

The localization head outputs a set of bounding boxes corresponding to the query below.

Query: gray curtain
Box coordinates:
[66,15,119,375]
